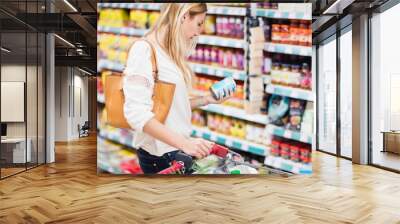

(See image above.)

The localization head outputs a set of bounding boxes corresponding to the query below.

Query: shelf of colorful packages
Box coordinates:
[200,104,268,125]
[98,137,142,174]
[266,124,313,144]
[198,35,247,49]
[98,26,149,37]
[264,155,311,174]
[97,2,161,10]
[264,42,312,57]
[190,62,246,81]
[98,3,247,17]
[99,125,135,149]
[191,126,269,157]
[251,4,311,20]
[265,84,314,101]
[207,6,247,16]
[97,59,124,73]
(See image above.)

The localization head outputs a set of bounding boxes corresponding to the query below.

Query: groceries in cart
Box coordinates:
[157,144,290,175]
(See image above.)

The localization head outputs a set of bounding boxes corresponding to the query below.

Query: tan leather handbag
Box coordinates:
[104,39,176,129]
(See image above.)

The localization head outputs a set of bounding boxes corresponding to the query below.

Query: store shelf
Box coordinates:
[191,126,269,156]
[98,59,124,73]
[99,126,135,149]
[251,8,311,20]
[98,26,148,37]
[97,3,161,10]
[198,35,247,49]
[265,84,314,101]
[200,104,268,125]
[98,93,105,104]
[264,155,312,174]
[190,63,246,80]
[266,124,313,144]
[207,6,247,16]
[98,161,124,174]
[264,42,312,57]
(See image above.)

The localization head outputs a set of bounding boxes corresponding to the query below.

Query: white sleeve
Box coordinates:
[122,41,155,132]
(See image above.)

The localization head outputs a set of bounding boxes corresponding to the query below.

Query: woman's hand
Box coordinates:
[180,137,214,159]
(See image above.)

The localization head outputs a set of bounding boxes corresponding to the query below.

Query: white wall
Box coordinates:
[54,67,89,141]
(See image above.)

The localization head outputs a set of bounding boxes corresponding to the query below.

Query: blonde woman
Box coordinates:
[123,3,230,174]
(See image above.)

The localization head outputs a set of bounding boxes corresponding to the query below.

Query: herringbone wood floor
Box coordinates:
[1,135,400,224]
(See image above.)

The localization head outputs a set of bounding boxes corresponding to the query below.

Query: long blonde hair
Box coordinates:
[145,3,207,87]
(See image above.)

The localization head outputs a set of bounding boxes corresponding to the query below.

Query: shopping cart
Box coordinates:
[157,144,292,176]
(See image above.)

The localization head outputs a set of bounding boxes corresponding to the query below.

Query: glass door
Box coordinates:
[317,36,337,154]
[339,28,352,158]
[370,3,400,171]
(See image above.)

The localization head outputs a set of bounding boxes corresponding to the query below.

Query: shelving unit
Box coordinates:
[99,126,135,149]
[200,104,268,125]
[265,84,314,101]
[251,8,311,20]
[98,161,124,174]
[190,63,246,80]
[198,35,247,49]
[264,42,312,57]
[266,124,313,144]
[98,3,161,10]
[207,6,247,16]
[97,26,148,37]
[97,3,314,174]
[97,59,124,73]
[191,126,269,156]
[264,155,312,174]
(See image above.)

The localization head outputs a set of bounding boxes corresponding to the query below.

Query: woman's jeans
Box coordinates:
[137,148,179,174]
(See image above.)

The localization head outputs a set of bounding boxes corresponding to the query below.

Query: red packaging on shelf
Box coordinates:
[280,143,290,160]
[271,140,281,157]
[289,145,300,162]
[300,148,311,163]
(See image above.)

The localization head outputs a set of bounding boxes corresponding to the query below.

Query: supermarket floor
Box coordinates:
[0,136,400,223]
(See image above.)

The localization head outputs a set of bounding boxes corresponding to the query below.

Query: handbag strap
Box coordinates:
[139,38,159,82]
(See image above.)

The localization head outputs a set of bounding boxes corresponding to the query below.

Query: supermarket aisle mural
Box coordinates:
[97,3,313,175]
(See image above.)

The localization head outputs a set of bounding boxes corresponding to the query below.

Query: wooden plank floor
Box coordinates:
[1,135,400,224]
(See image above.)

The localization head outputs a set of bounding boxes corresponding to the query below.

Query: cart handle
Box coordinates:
[157,161,184,174]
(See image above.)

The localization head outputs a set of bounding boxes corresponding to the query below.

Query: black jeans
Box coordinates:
[137,148,179,174]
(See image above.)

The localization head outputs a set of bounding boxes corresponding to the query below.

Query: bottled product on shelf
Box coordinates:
[189,45,245,70]
[270,138,311,164]
[271,20,311,46]
[98,33,136,65]
[256,3,279,9]
[263,52,272,75]
[98,9,129,28]
[258,18,312,47]
[215,16,244,39]
[268,54,312,89]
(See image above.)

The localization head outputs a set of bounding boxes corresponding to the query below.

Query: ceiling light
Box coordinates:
[1,47,11,53]
[63,0,78,12]
[78,67,92,76]
[54,34,75,48]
